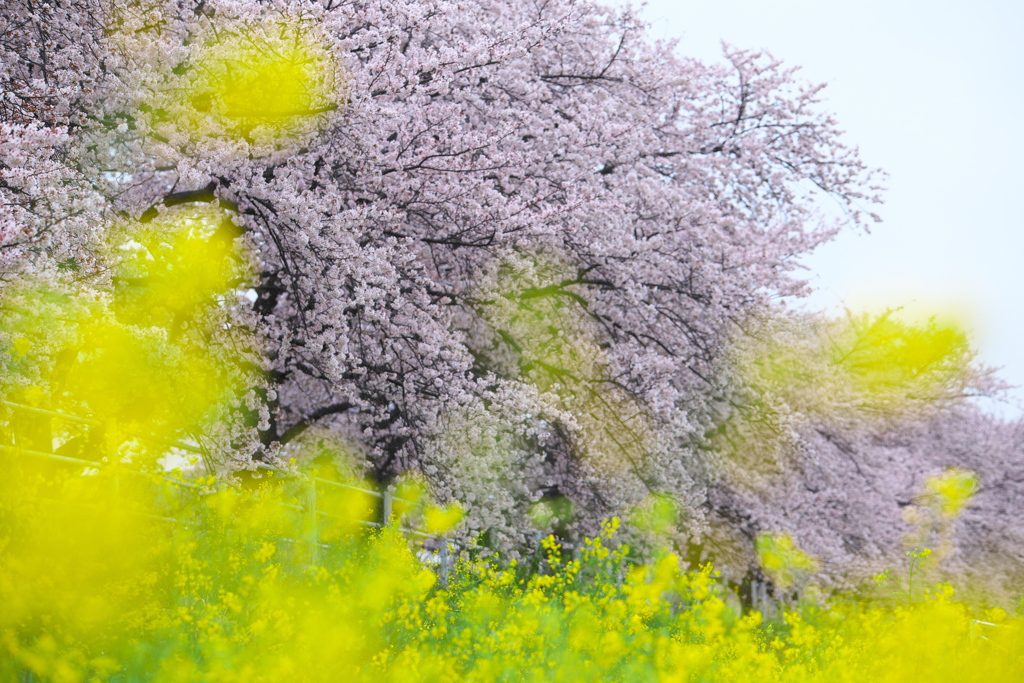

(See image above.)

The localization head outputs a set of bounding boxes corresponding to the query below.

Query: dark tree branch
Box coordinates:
[280,402,354,444]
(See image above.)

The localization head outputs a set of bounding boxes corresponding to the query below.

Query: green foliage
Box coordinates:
[835,312,972,403]
[755,533,820,591]
[140,16,343,149]
[713,310,982,480]
[923,468,980,520]
[2,463,1023,682]
[0,205,253,467]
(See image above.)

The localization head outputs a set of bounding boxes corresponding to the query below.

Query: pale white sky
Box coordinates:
[612,0,1024,418]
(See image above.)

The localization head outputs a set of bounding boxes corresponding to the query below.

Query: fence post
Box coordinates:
[438,540,450,588]
[382,489,393,527]
[306,476,320,564]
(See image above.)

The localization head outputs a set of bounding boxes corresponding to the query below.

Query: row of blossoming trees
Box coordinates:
[1,0,1021,602]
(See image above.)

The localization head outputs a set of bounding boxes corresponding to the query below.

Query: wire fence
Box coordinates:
[0,400,462,583]
[2,401,764,606]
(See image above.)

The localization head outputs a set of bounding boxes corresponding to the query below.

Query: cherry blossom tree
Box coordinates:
[2,0,895,552]
[703,407,1024,603]
[698,309,1021,601]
